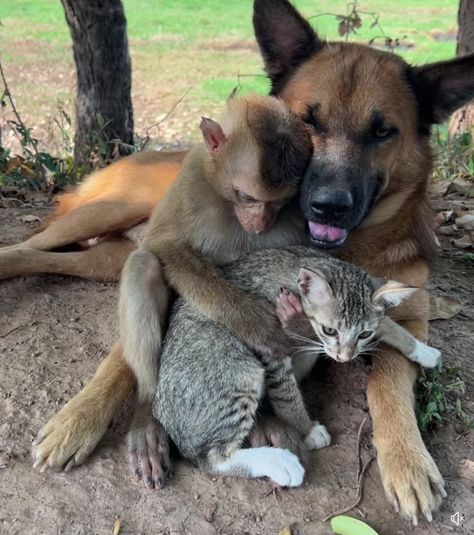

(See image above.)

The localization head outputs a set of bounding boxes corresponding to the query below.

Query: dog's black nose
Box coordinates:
[310,190,353,220]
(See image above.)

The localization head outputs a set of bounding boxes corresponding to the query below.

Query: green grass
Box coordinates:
[417,366,473,433]
[0,1,458,77]
[0,0,460,148]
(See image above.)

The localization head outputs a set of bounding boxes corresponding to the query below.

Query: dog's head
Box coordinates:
[254,0,474,249]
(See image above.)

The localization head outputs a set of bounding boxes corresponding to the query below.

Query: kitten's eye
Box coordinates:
[359,330,373,339]
[322,326,337,336]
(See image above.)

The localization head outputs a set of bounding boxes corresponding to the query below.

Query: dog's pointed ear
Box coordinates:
[410,54,474,125]
[253,0,324,92]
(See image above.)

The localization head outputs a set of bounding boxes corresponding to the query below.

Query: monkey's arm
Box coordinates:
[376,317,440,368]
[157,244,288,357]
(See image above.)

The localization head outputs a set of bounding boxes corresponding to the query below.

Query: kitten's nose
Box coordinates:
[337,348,353,363]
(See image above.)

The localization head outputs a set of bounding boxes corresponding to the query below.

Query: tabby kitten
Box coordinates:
[154,246,440,488]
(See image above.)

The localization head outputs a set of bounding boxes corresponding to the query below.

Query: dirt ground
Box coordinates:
[0,203,473,535]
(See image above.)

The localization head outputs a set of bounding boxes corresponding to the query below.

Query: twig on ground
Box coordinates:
[0,324,25,338]
[140,87,192,151]
[0,60,46,182]
[322,416,376,522]
[205,502,217,523]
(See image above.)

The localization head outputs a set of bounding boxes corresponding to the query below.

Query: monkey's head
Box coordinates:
[200,95,312,234]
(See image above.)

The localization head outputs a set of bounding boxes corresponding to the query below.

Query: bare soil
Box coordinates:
[0,204,473,535]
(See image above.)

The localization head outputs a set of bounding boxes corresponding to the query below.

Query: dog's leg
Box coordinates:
[368,293,446,526]
[0,239,136,282]
[8,200,150,251]
[32,342,134,471]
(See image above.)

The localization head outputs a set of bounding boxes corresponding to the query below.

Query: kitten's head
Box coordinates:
[297,265,417,363]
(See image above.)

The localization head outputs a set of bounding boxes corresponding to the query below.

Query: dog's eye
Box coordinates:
[303,108,322,132]
[373,124,397,141]
[358,330,373,340]
[322,326,337,336]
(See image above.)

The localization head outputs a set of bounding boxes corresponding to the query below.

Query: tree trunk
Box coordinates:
[449,0,474,138]
[61,0,134,168]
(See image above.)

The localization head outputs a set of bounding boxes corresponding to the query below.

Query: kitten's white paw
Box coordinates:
[410,340,441,368]
[214,446,304,487]
[262,447,305,487]
[304,422,331,450]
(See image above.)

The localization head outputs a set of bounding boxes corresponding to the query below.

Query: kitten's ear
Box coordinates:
[200,117,227,155]
[298,267,333,304]
[372,279,418,309]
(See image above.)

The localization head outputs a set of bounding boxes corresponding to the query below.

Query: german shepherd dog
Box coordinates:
[3,0,473,525]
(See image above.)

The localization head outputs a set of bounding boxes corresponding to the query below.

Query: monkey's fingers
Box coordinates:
[127,420,171,489]
[275,287,304,325]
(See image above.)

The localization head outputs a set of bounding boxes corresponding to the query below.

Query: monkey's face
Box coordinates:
[201,95,313,235]
[232,189,286,234]
[230,170,295,234]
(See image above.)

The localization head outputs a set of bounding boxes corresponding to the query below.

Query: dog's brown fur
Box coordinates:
[0,151,185,281]
[6,0,474,525]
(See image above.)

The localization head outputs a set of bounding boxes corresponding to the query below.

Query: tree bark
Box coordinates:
[449,0,474,138]
[61,0,134,168]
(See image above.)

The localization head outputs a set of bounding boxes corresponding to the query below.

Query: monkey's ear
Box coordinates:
[298,267,333,305]
[372,280,418,309]
[200,117,227,156]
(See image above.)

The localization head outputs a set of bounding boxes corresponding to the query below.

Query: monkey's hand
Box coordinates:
[274,288,315,349]
[128,403,171,490]
[159,245,293,360]
[275,287,304,327]
[249,415,308,468]
[250,296,297,359]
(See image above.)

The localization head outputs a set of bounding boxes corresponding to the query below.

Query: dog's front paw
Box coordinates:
[32,398,108,472]
[304,422,331,450]
[377,441,446,525]
[410,340,441,368]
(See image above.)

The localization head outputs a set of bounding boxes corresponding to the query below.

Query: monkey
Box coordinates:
[118,95,313,487]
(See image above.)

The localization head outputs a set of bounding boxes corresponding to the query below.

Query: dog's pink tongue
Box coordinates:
[308,222,347,242]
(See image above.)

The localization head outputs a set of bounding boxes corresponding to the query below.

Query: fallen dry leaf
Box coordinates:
[459,459,474,484]
[429,296,463,321]
[430,179,451,196]
[456,213,474,231]
[18,214,41,223]
[0,451,13,470]
[445,181,474,198]
[450,233,474,249]
[205,502,217,523]
[113,516,121,535]
[437,225,458,236]
[435,210,454,226]
[24,190,50,203]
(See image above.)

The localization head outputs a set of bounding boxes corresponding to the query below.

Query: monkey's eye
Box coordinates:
[236,190,258,204]
[358,330,373,339]
[322,326,337,336]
